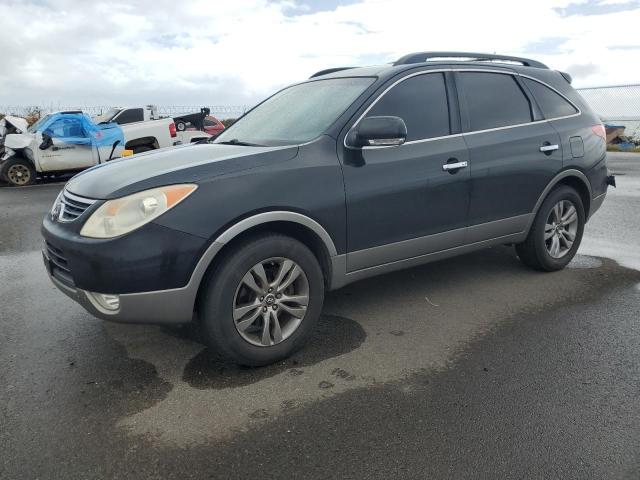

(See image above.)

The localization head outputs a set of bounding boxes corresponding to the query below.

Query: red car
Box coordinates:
[203,115,225,136]
[174,114,225,137]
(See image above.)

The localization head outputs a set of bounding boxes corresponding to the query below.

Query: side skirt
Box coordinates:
[330,214,531,290]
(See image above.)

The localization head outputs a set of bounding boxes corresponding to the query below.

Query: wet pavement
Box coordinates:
[1,153,639,479]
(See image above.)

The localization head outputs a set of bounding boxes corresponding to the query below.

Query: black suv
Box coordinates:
[42,52,614,365]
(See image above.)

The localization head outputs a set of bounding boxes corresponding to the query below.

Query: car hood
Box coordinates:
[3,133,34,150]
[65,142,299,199]
[0,116,29,136]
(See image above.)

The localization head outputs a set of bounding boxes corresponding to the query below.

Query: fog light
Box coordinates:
[88,292,120,312]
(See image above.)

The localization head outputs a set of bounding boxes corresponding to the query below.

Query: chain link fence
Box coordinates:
[0,104,249,120]
[1,85,639,140]
[577,84,640,141]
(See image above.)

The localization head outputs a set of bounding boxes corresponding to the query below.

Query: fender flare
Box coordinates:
[183,211,338,305]
[214,211,338,256]
[527,169,592,231]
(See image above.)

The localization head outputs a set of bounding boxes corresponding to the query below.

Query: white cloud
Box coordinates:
[0,0,639,109]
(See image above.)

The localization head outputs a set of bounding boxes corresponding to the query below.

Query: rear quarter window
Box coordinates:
[522,78,578,119]
[114,108,144,124]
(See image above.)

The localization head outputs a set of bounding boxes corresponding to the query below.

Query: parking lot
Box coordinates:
[1,152,639,479]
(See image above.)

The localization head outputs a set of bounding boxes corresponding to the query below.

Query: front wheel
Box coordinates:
[1,156,36,186]
[199,234,325,366]
[516,185,585,271]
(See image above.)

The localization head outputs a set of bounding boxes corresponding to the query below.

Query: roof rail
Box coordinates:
[309,67,355,79]
[394,52,548,69]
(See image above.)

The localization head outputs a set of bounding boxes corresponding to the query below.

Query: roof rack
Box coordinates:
[394,52,548,69]
[309,67,355,79]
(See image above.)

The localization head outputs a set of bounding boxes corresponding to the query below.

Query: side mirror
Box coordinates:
[39,132,53,150]
[348,116,407,148]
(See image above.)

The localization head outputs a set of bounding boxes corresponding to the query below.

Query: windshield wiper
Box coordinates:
[215,138,264,147]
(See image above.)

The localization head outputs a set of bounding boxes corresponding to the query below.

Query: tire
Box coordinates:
[516,185,585,271]
[1,156,36,186]
[132,145,153,154]
[176,121,186,132]
[199,234,325,366]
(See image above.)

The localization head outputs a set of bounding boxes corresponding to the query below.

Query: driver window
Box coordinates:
[45,118,85,138]
[366,73,450,142]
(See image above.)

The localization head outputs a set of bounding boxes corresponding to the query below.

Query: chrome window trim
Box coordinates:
[518,74,581,121]
[343,67,582,150]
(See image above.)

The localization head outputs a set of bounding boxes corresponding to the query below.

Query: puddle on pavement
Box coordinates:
[182,314,366,390]
[568,255,603,269]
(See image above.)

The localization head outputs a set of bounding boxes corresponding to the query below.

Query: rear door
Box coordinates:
[456,70,562,240]
[341,71,471,271]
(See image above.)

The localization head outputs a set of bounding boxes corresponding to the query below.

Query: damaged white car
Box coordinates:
[0,111,124,186]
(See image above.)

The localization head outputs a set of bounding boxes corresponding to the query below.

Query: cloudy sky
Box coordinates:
[1,0,639,109]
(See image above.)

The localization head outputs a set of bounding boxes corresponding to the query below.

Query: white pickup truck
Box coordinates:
[0,109,210,186]
[94,105,209,153]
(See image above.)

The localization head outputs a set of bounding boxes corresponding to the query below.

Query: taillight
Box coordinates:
[169,122,177,138]
[591,124,606,141]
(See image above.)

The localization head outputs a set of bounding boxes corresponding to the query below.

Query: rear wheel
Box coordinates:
[516,185,585,271]
[1,157,36,186]
[199,234,325,366]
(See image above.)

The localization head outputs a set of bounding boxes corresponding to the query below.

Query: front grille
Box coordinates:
[59,190,96,222]
[45,241,75,287]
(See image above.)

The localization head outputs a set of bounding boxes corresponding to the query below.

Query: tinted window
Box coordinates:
[114,108,144,124]
[459,72,532,131]
[523,78,578,119]
[366,73,450,141]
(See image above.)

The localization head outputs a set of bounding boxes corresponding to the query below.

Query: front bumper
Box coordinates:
[41,208,223,324]
[43,242,223,324]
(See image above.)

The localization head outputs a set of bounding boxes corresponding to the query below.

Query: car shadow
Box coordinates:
[178,314,366,390]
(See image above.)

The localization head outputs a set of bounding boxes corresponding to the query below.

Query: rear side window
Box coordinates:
[523,78,578,119]
[458,72,532,131]
[366,73,450,141]
[114,108,144,124]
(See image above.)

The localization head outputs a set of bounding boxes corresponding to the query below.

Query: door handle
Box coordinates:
[442,161,468,171]
[539,144,559,153]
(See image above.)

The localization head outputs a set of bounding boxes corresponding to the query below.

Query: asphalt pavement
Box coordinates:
[1,153,639,479]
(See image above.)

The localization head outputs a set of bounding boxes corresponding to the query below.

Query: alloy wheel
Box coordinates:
[232,257,309,347]
[544,199,579,259]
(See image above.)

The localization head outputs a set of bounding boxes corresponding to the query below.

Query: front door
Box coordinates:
[341,72,470,271]
[38,117,96,172]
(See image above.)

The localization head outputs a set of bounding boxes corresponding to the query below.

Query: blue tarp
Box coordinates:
[36,112,124,148]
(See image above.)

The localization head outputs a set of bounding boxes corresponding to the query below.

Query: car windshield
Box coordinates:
[94,108,120,124]
[27,114,51,133]
[214,77,375,146]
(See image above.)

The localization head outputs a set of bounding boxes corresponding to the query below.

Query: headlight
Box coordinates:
[80,184,197,238]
